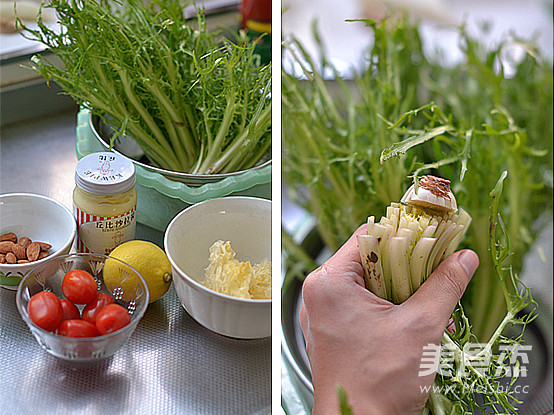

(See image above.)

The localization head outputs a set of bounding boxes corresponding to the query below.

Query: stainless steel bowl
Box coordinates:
[88,112,272,187]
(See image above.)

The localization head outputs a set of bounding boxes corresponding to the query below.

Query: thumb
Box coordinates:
[405,250,479,324]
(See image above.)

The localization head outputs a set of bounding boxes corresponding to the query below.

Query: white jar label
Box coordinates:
[74,205,136,254]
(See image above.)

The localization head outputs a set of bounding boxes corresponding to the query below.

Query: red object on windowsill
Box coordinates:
[240,0,271,31]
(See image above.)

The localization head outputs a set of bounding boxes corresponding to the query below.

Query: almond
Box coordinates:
[17,236,32,249]
[26,242,41,262]
[12,243,27,260]
[5,252,17,264]
[17,259,30,264]
[38,251,50,260]
[0,241,15,254]
[0,232,17,243]
[0,254,5,264]
[38,242,52,251]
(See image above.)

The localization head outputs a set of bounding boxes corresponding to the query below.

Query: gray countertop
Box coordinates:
[0,109,271,415]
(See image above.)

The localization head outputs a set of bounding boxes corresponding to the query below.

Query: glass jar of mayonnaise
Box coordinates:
[73,152,137,254]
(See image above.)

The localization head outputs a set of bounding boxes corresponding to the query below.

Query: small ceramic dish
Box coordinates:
[0,193,77,290]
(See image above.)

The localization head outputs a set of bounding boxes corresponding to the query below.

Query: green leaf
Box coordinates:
[459,129,472,182]
[380,125,454,164]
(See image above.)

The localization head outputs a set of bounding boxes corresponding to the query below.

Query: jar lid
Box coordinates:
[75,152,136,195]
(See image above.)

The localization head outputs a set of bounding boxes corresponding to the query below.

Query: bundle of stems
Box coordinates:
[19,0,272,174]
[358,177,471,303]
[360,175,535,413]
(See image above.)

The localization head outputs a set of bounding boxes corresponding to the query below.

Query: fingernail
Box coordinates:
[458,250,479,278]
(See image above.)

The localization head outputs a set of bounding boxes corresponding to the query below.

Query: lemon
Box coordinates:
[103,240,172,303]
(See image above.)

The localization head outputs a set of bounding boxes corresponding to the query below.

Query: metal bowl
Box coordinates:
[89,112,272,187]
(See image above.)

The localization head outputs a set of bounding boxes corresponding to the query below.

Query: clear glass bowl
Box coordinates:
[16,253,149,363]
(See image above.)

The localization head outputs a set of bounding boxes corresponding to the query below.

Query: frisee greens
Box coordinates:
[283,17,552,414]
[18,0,271,174]
[425,172,537,414]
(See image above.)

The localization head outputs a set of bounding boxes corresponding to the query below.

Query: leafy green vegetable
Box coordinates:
[282,18,424,253]
[358,171,536,413]
[426,172,536,414]
[18,0,271,174]
[282,16,552,414]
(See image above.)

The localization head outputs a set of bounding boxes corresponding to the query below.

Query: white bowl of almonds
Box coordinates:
[0,193,77,290]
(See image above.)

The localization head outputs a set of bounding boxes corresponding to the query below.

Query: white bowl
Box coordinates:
[164,197,271,339]
[0,193,77,290]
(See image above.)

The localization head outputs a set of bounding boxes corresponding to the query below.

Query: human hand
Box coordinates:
[299,225,479,415]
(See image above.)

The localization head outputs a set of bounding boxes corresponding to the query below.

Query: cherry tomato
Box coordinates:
[82,293,115,325]
[95,304,131,335]
[27,291,63,332]
[57,319,100,338]
[62,270,98,304]
[60,299,81,321]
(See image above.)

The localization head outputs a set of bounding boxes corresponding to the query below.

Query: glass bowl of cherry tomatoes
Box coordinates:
[16,253,149,362]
